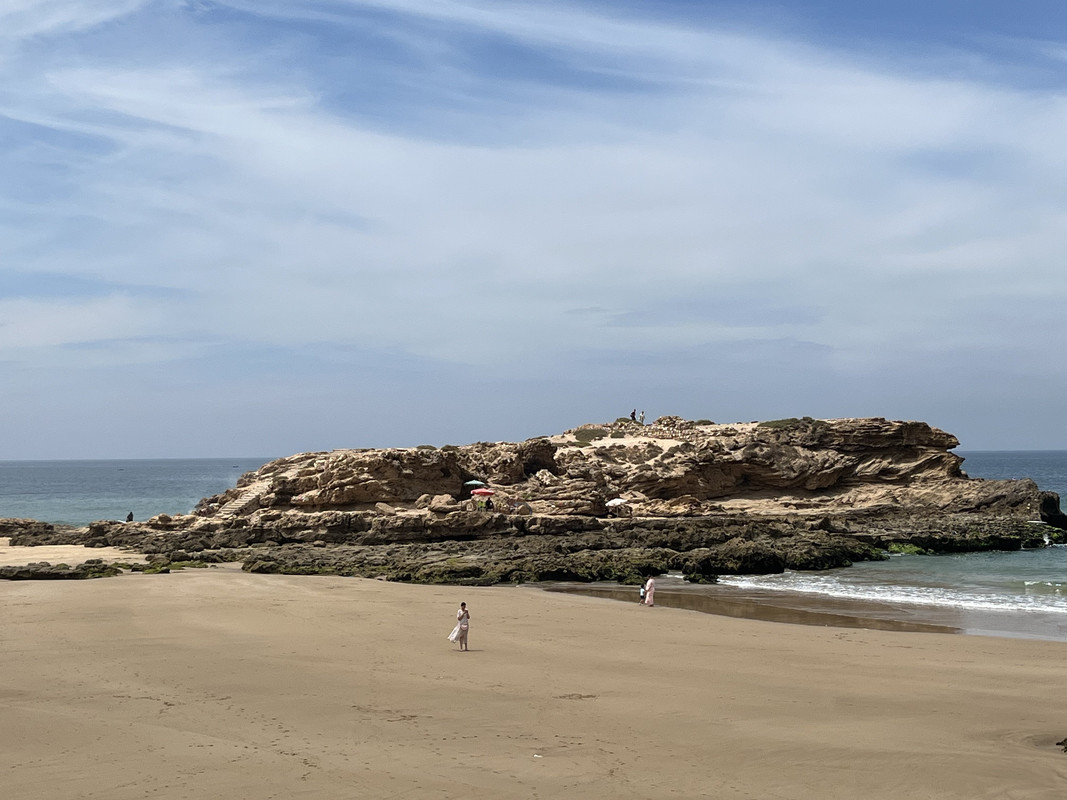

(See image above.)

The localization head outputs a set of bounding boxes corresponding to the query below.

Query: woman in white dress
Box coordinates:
[448,602,471,650]
[456,602,470,650]
[643,577,656,607]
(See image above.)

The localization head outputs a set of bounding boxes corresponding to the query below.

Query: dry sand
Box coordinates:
[0,538,146,567]
[3,569,1066,800]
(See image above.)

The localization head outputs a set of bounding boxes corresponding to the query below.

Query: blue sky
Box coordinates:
[2,1,1066,458]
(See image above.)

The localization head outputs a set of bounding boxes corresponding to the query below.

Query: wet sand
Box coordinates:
[552,579,1067,641]
[551,583,964,635]
[3,569,1067,799]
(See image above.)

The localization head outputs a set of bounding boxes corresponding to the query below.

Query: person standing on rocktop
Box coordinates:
[630,409,637,422]
[639,411,645,425]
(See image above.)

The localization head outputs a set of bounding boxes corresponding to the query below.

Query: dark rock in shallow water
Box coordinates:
[780,532,885,570]
[1039,492,1067,531]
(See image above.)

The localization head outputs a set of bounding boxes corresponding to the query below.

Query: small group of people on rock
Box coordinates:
[473,494,535,514]
[629,409,646,425]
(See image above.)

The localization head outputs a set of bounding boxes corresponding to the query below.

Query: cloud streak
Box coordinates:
[0,0,147,41]
[1,0,1065,456]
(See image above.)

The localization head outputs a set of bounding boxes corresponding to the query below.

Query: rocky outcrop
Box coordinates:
[0,518,70,537]
[6,417,1063,583]
[0,559,123,580]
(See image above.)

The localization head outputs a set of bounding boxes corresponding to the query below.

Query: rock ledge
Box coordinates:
[6,417,1063,583]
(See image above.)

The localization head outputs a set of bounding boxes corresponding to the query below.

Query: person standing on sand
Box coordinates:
[643,577,655,607]
[455,602,470,651]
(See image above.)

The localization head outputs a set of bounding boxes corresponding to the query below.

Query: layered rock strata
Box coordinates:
[7,417,1064,584]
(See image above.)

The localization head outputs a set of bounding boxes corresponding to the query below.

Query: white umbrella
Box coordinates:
[606,498,627,507]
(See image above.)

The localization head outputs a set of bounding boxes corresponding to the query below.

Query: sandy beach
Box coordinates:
[0,539,146,568]
[3,565,1066,800]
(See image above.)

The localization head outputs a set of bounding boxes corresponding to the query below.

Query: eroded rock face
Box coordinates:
[185,416,1012,518]
[5,417,1063,583]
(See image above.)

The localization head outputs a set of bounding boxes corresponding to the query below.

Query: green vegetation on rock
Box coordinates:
[573,428,609,445]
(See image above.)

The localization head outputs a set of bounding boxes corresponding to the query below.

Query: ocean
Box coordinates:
[0,458,272,526]
[712,450,1067,640]
[3,451,1067,640]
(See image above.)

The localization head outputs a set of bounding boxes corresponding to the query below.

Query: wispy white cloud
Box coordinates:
[0,0,147,41]
[1,0,1065,455]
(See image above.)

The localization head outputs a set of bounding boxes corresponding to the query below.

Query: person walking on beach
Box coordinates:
[449,602,471,651]
[643,577,656,607]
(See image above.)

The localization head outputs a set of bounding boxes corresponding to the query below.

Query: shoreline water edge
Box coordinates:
[3,534,1065,641]
[549,566,1067,642]
[3,427,1067,643]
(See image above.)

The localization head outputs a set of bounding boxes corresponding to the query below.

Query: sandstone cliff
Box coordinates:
[7,417,1064,583]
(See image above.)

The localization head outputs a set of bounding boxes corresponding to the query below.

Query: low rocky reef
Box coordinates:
[0,558,125,581]
[6,416,1065,584]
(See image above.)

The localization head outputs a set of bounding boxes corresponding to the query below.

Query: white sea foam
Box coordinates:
[718,571,1067,615]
